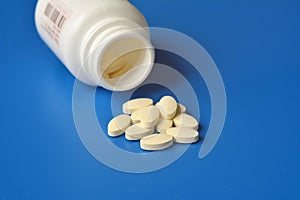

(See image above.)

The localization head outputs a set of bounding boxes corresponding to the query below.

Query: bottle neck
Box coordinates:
[80,18,154,91]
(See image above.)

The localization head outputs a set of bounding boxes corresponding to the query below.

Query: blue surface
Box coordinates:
[1,0,300,199]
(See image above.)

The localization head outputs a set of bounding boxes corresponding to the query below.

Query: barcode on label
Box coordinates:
[44,3,66,30]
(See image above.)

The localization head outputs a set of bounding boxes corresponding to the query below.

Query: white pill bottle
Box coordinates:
[35,0,155,91]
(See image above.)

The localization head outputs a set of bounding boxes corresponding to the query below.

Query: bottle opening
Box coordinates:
[99,36,154,91]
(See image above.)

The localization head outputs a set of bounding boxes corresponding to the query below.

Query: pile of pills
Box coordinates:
[107,96,200,151]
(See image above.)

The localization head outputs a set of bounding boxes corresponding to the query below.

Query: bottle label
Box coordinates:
[41,0,72,46]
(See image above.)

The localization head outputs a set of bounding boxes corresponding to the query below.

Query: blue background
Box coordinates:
[1,0,300,199]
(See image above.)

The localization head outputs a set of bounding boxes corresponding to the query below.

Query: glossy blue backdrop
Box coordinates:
[1,0,300,199]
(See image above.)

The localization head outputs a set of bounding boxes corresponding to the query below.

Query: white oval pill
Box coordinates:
[140,134,174,151]
[123,98,153,114]
[108,115,131,137]
[140,106,160,128]
[173,113,199,130]
[125,124,154,141]
[156,118,173,133]
[131,109,142,124]
[157,96,178,119]
[166,127,199,144]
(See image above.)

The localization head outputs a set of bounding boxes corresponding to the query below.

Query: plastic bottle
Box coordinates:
[35,0,155,91]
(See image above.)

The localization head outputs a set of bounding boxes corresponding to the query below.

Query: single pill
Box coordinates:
[177,104,187,113]
[103,56,127,78]
[173,113,199,130]
[108,63,131,79]
[140,106,160,129]
[108,115,131,137]
[102,56,126,74]
[157,96,178,120]
[140,134,174,151]
[125,124,154,141]
[123,98,153,114]
[166,127,199,144]
[131,109,142,124]
[156,118,173,133]
[158,102,185,115]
